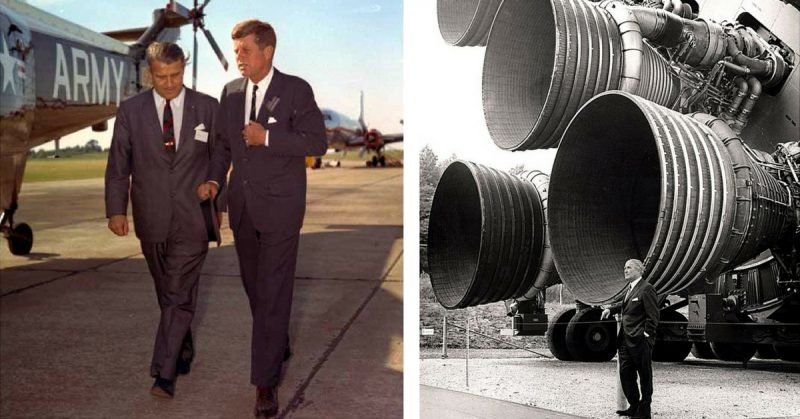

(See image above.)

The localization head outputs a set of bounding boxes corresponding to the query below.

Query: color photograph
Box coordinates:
[0,1,402,417]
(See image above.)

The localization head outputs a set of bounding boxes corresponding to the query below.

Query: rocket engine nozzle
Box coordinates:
[427,161,559,309]
[549,91,794,305]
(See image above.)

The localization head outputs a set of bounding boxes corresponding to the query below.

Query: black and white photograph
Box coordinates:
[412,0,800,418]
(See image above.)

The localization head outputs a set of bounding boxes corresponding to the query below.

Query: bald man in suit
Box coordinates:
[602,259,660,419]
[106,42,219,398]
[197,19,326,418]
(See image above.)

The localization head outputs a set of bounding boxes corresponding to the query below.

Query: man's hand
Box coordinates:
[242,121,267,146]
[197,181,219,200]
[600,308,612,320]
[108,214,129,236]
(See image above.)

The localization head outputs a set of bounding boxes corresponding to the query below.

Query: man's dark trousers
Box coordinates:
[618,337,654,414]
[233,208,299,387]
[140,220,208,380]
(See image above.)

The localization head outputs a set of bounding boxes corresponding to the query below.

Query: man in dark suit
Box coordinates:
[196,19,326,418]
[602,259,660,419]
[105,42,219,398]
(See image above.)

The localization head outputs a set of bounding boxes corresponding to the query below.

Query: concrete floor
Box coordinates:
[0,163,403,418]
[421,385,584,419]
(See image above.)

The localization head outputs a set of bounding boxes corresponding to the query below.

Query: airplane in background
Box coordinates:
[0,0,228,255]
[319,92,402,168]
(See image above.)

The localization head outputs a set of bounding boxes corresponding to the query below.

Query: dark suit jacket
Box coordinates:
[610,279,660,346]
[105,88,219,243]
[207,69,327,233]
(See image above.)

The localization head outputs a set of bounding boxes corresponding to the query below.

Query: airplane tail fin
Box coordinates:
[358,91,367,131]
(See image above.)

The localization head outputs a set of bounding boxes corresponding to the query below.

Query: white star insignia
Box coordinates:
[0,35,21,95]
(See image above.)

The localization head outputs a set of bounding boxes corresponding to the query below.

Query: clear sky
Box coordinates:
[405,1,557,173]
[29,0,403,150]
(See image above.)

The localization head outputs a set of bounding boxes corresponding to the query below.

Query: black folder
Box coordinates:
[200,196,221,246]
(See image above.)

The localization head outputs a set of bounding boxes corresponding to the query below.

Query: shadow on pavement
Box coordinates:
[0,223,403,418]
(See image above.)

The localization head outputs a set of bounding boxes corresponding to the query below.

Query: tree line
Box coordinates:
[28,140,108,159]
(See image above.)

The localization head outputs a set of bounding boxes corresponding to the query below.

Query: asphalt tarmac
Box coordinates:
[0,162,403,418]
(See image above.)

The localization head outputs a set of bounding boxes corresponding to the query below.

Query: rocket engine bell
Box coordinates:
[428,161,558,309]
[436,0,502,47]
[548,91,796,305]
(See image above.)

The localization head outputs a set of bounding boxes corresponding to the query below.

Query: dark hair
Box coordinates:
[231,19,276,49]
[146,42,186,66]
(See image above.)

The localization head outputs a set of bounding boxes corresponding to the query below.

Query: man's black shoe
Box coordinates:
[177,330,194,375]
[150,377,175,398]
[176,357,192,375]
[632,406,651,419]
[254,386,278,418]
[616,404,638,416]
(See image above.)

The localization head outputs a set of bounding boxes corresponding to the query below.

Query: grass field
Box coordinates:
[22,149,404,183]
[24,152,109,183]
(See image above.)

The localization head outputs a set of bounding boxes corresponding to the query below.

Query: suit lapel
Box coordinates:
[144,90,171,165]
[621,280,640,312]
[175,89,195,163]
[626,279,643,304]
[234,78,248,129]
[257,68,282,124]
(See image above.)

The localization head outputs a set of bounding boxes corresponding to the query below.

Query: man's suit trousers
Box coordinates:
[618,339,654,413]
[233,208,299,387]
[141,238,207,380]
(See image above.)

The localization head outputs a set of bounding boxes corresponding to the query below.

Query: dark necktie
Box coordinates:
[250,84,258,121]
[163,99,176,154]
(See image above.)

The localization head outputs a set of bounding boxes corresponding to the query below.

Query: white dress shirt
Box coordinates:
[628,277,641,297]
[244,67,274,146]
[153,87,186,150]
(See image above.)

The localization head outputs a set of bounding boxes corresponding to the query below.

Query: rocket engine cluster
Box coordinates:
[428,0,800,361]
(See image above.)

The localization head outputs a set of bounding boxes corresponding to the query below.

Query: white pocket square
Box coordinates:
[268,116,278,124]
[632,297,639,302]
[194,123,206,130]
